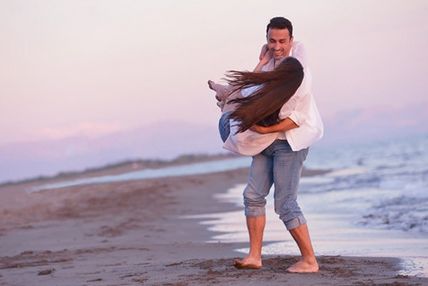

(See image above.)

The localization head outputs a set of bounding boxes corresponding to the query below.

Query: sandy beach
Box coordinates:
[0,162,427,286]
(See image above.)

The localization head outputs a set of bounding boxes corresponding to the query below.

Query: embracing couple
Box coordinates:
[208,17,323,273]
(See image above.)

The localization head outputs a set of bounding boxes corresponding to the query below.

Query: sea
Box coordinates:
[303,133,428,234]
[187,134,428,277]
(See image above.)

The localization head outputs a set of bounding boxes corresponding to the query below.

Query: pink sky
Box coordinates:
[1,1,427,181]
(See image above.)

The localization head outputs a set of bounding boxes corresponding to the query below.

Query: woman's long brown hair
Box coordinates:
[226,57,304,133]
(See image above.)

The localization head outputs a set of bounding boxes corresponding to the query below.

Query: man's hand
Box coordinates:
[250,124,269,134]
[250,118,299,134]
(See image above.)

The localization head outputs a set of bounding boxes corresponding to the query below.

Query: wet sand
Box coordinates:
[0,165,427,285]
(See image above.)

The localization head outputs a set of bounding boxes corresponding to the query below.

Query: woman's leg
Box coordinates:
[218,112,231,142]
[217,87,242,142]
[208,80,231,101]
[271,141,318,272]
[208,81,241,112]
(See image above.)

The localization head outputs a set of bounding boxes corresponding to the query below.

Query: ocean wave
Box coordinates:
[360,196,428,233]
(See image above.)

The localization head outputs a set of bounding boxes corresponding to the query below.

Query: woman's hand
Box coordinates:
[254,44,272,72]
[258,44,272,65]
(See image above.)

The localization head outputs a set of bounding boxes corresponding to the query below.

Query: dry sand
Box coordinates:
[0,165,427,286]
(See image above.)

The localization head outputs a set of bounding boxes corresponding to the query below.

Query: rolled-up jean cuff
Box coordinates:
[283,215,307,230]
[245,207,266,217]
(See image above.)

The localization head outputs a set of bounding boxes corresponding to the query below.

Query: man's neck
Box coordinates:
[273,48,292,68]
[273,57,286,68]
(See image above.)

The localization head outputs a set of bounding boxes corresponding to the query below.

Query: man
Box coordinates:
[230,17,323,273]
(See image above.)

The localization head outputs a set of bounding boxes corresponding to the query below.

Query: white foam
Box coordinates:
[325,167,368,177]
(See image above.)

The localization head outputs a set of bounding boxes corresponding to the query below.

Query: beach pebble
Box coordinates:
[38,268,55,275]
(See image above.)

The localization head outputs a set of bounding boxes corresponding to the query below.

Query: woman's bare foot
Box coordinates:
[207,80,230,101]
[233,256,262,269]
[207,80,216,90]
[286,258,319,273]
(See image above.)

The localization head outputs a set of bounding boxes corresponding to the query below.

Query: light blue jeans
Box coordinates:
[218,113,308,230]
[244,140,309,230]
[219,112,231,143]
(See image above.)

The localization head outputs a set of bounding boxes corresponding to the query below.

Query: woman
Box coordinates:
[223,57,303,134]
[209,56,323,272]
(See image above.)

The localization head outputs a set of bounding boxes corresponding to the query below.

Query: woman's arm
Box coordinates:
[250,117,299,134]
[253,44,272,72]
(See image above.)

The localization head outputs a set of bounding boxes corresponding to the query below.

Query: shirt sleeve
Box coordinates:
[288,91,310,126]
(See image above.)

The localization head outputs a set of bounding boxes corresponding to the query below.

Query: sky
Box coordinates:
[1,0,428,181]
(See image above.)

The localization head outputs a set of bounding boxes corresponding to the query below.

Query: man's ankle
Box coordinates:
[246,254,262,261]
[302,256,317,264]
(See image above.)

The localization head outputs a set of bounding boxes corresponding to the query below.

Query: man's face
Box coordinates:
[267,28,293,60]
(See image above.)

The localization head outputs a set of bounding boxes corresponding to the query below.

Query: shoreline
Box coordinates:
[0,167,426,285]
[0,153,238,187]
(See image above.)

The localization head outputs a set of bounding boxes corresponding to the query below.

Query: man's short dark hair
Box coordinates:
[266,17,293,38]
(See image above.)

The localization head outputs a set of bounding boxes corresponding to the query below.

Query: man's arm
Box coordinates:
[250,117,299,134]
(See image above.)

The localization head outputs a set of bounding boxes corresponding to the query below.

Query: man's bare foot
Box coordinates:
[233,256,262,270]
[286,258,319,273]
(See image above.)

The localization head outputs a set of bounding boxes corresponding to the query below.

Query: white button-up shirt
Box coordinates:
[223,42,324,155]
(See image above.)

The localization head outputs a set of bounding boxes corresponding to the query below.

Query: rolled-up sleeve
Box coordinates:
[289,108,305,126]
[288,87,312,126]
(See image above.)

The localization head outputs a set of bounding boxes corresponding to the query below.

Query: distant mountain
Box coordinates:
[1,102,427,183]
[0,121,223,182]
